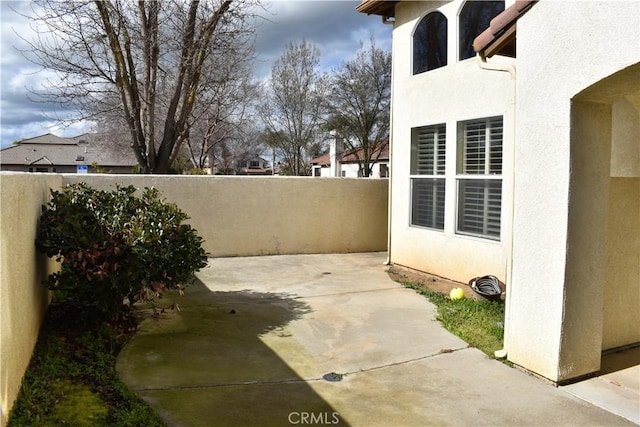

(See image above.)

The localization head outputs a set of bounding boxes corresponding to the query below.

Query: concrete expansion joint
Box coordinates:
[131,347,471,393]
[339,346,471,378]
[133,378,318,393]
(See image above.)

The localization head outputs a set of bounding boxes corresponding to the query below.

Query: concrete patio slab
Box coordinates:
[563,364,640,425]
[116,253,635,426]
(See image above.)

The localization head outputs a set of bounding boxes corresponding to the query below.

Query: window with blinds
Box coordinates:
[456,117,503,240]
[410,124,446,230]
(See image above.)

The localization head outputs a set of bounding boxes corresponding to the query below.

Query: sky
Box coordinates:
[0,0,392,148]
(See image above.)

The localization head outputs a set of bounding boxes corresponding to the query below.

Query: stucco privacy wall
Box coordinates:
[0,173,61,427]
[508,1,640,382]
[389,0,515,284]
[64,175,388,257]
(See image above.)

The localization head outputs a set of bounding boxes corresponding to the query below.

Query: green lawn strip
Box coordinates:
[8,303,165,427]
[402,283,505,358]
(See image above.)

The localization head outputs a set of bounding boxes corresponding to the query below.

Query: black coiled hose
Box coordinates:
[471,275,501,296]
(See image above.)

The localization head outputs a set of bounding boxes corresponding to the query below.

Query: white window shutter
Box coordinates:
[457,117,503,240]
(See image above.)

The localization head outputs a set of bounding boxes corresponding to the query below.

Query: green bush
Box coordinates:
[36,183,208,320]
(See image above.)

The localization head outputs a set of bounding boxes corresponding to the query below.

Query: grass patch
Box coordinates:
[402,282,506,358]
[8,303,165,426]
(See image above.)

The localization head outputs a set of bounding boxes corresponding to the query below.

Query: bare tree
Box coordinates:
[20,0,261,173]
[210,124,267,174]
[325,40,391,177]
[184,36,258,171]
[259,39,328,176]
[215,139,236,174]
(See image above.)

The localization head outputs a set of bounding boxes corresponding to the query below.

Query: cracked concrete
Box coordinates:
[116,253,635,426]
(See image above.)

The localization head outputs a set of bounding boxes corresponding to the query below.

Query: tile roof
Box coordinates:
[473,0,537,58]
[0,133,137,167]
[341,141,389,164]
[311,153,330,166]
[311,141,389,165]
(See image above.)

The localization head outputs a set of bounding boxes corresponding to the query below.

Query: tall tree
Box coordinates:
[259,39,328,176]
[210,124,267,174]
[184,33,258,171]
[325,41,391,177]
[20,0,260,173]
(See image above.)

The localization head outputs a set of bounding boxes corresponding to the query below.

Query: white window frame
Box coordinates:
[410,123,446,230]
[455,116,503,240]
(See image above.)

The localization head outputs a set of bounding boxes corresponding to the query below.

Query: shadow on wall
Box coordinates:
[0,173,60,426]
[116,279,349,426]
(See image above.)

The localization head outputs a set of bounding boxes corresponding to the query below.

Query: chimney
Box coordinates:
[329,130,343,177]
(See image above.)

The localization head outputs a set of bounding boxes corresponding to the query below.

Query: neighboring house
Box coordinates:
[359,0,639,384]
[0,133,137,173]
[311,137,390,178]
[212,151,272,175]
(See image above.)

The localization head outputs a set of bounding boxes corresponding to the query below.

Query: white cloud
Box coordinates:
[0,0,392,148]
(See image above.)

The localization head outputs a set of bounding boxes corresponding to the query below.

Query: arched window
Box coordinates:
[459,0,504,61]
[413,12,447,75]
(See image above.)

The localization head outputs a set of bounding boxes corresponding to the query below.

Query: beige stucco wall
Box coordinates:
[603,177,640,350]
[0,173,61,426]
[508,1,640,382]
[389,0,515,284]
[580,70,640,352]
[611,96,640,177]
[63,175,388,257]
[560,101,612,379]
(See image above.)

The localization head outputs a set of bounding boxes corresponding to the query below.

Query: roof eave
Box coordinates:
[356,0,397,18]
[473,0,536,58]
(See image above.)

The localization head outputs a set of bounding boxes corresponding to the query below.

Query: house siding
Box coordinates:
[509,1,640,381]
[389,0,515,284]
[370,0,638,384]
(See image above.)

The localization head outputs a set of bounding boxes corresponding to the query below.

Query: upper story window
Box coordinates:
[459,0,505,61]
[413,12,448,75]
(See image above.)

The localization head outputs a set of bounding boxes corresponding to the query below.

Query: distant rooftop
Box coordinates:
[312,140,389,166]
[0,133,137,168]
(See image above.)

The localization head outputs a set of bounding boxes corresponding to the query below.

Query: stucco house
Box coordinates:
[212,152,273,175]
[312,138,390,178]
[358,0,639,384]
[0,133,137,174]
